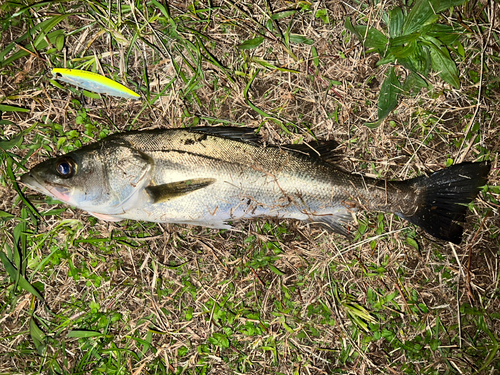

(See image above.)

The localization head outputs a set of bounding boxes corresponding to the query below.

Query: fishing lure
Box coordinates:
[51,68,140,100]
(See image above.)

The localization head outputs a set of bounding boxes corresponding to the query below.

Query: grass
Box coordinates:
[0,0,500,374]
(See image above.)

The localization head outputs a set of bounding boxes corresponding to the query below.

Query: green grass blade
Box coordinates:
[0,134,23,151]
[243,69,293,134]
[5,156,42,220]
[0,104,30,113]
[289,34,314,45]
[0,251,44,301]
[30,317,47,355]
[67,330,106,338]
[0,15,68,61]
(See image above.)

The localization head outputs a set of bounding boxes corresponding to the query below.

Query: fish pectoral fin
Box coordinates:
[146,178,216,204]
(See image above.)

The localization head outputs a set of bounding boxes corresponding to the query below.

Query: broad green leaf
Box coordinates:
[389,33,420,48]
[398,44,431,74]
[366,67,401,127]
[402,0,440,36]
[238,37,264,50]
[391,39,418,58]
[0,104,29,113]
[428,42,460,88]
[389,7,404,38]
[435,0,466,13]
[398,56,419,73]
[378,67,401,119]
[428,24,464,46]
[417,43,432,75]
[350,25,388,54]
[0,251,44,301]
[363,28,388,53]
[377,54,397,66]
[406,237,419,250]
[402,72,429,95]
[289,34,314,45]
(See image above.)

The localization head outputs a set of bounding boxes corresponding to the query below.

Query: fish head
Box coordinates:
[21,142,154,215]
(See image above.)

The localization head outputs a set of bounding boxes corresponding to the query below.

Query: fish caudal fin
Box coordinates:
[399,162,490,244]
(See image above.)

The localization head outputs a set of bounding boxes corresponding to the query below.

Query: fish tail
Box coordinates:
[398,161,490,244]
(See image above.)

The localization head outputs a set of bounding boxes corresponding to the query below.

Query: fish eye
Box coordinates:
[55,158,76,178]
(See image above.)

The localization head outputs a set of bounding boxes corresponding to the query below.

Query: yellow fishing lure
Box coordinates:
[52,68,140,100]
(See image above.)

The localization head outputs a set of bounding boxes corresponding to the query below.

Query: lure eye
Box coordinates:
[55,158,76,178]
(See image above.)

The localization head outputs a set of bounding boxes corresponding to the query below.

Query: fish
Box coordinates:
[20,127,490,244]
[51,68,140,100]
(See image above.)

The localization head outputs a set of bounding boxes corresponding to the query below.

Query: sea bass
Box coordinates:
[21,127,490,244]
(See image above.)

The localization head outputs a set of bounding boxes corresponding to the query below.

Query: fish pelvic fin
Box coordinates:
[146,178,216,204]
[398,161,490,244]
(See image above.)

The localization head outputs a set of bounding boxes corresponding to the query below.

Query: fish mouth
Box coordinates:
[20,172,72,203]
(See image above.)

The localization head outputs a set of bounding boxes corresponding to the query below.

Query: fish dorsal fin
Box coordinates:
[146,178,216,204]
[186,127,261,143]
[282,140,340,163]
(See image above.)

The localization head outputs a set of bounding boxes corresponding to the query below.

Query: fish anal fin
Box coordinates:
[146,178,216,204]
[309,208,353,237]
